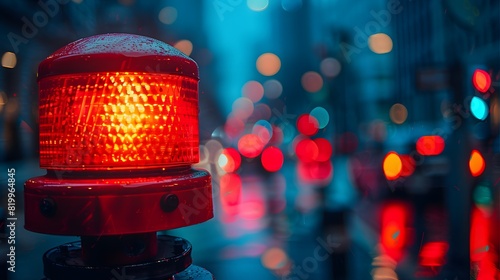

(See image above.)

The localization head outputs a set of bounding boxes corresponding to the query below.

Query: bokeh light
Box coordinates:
[372,267,398,280]
[238,134,265,158]
[295,138,319,162]
[218,148,242,173]
[261,146,284,172]
[0,91,6,113]
[205,139,224,163]
[301,71,323,93]
[197,144,210,165]
[469,150,485,177]
[473,183,492,206]
[314,138,332,162]
[252,120,273,144]
[470,205,491,263]
[368,120,387,142]
[252,103,272,120]
[368,33,393,54]
[381,202,408,261]
[158,6,177,25]
[419,242,449,267]
[232,97,254,120]
[270,125,284,145]
[470,96,488,121]
[389,103,408,124]
[400,155,416,177]
[261,247,288,270]
[280,122,296,144]
[242,80,264,103]
[247,0,269,11]
[256,53,281,76]
[320,57,341,78]
[297,160,333,184]
[220,173,242,218]
[225,114,245,138]
[383,152,402,180]
[472,69,491,93]
[173,39,193,56]
[296,114,319,136]
[310,106,329,129]
[416,136,445,156]
[2,52,17,69]
[263,79,283,99]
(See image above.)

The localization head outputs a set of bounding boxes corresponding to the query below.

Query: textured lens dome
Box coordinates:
[37,33,200,170]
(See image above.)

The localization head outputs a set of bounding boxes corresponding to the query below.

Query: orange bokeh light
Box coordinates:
[383,152,402,180]
[256,53,281,76]
[473,69,491,93]
[469,150,486,177]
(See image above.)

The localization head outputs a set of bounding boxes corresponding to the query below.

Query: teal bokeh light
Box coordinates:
[470,96,488,121]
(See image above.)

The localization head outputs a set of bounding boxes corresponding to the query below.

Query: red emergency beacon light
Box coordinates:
[24,33,214,280]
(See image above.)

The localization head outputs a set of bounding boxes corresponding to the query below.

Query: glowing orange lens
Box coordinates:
[38,72,199,170]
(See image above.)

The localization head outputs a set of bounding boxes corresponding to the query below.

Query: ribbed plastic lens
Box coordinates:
[39,72,199,170]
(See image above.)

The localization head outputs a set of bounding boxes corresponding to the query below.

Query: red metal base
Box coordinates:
[24,168,212,236]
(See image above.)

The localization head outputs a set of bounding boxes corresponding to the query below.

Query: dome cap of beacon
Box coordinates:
[38,33,198,80]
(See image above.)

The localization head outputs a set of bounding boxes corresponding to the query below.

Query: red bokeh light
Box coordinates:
[224,115,245,138]
[238,134,264,158]
[296,114,319,136]
[297,161,333,184]
[416,136,445,156]
[218,148,242,173]
[261,146,284,172]
[470,206,490,262]
[220,173,242,221]
[239,183,266,224]
[269,125,284,145]
[400,155,416,177]
[381,202,409,261]
[314,138,332,162]
[473,69,491,93]
[419,242,449,267]
[295,138,319,162]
